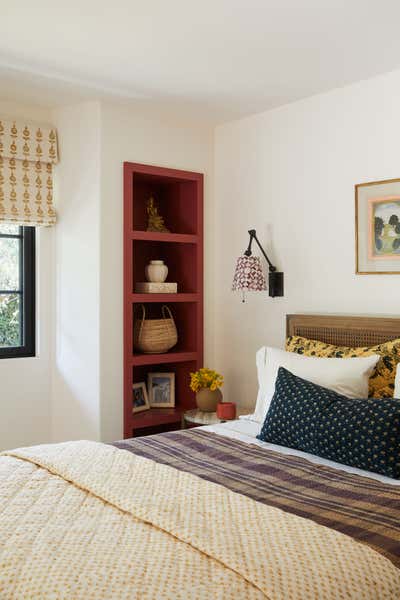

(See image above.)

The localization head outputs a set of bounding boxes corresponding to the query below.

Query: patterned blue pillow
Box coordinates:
[257,367,400,479]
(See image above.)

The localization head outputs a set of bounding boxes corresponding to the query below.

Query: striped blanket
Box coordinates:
[114,428,400,569]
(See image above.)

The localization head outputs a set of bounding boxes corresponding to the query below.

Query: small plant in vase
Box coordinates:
[190,368,224,412]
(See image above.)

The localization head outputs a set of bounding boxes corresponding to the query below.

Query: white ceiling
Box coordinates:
[1,0,400,122]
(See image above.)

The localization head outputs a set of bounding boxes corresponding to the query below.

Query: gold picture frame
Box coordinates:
[148,372,175,408]
[355,177,400,274]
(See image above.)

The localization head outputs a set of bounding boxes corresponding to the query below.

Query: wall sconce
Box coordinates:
[232,229,284,301]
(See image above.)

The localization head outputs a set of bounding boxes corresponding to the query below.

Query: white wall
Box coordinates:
[0,100,53,451]
[6,66,400,446]
[99,102,215,441]
[214,69,400,413]
[1,98,213,448]
[51,101,102,442]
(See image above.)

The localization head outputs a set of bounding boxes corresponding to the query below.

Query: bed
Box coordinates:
[1,315,400,599]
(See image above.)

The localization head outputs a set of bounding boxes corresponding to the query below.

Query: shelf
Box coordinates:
[125,162,202,182]
[131,293,199,303]
[131,407,183,429]
[132,351,198,366]
[131,231,198,244]
[132,240,198,294]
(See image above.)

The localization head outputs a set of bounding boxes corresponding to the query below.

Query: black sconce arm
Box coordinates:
[244,229,276,272]
[244,228,284,297]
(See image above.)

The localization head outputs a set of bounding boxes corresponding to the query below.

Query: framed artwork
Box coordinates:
[355,178,400,274]
[148,372,175,408]
[132,382,150,414]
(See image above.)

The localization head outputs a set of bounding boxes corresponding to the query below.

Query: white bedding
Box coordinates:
[248,346,379,424]
[201,418,400,486]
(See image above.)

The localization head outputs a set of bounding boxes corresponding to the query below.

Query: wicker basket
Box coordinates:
[134,304,178,354]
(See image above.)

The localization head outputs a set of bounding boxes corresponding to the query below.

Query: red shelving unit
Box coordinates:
[123,162,203,438]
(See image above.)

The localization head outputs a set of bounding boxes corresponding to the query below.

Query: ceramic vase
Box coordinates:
[196,388,222,412]
[145,260,168,283]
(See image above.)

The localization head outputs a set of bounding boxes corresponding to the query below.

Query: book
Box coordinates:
[135,282,178,293]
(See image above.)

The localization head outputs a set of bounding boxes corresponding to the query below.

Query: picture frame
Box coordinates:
[355,178,400,274]
[132,382,150,414]
[148,372,175,408]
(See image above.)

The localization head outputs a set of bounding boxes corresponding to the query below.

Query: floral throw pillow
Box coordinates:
[286,335,400,398]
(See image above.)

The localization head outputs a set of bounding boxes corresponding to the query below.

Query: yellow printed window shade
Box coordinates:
[0,118,58,226]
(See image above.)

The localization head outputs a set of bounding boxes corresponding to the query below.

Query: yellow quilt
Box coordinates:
[0,441,399,599]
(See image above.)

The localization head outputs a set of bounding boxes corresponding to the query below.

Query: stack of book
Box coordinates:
[135,282,178,293]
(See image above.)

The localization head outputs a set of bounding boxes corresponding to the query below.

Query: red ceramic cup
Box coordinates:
[216,402,236,420]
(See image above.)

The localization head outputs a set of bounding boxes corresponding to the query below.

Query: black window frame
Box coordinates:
[0,226,35,359]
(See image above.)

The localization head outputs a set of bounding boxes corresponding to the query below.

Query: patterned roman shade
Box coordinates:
[0,117,58,226]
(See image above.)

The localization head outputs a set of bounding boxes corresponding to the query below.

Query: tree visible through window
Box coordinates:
[0,224,35,358]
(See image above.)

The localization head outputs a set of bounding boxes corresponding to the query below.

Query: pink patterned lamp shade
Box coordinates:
[232,256,267,292]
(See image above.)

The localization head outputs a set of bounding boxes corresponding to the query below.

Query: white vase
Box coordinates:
[145,260,168,283]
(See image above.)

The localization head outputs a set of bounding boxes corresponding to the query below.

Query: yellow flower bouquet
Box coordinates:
[190,368,224,392]
[190,368,224,412]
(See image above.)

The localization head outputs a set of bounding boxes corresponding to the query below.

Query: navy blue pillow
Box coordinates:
[257,367,400,479]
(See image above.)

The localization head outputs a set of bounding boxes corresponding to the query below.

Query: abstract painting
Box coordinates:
[369,197,400,258]
[356,178,400,274]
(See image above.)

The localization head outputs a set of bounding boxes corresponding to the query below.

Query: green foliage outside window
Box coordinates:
[0,295,20,347]
[0,225,21,348]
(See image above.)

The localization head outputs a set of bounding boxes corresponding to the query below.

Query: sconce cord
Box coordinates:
[244,229,276,272]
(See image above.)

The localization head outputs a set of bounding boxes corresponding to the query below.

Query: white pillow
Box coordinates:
[395,364,400,399]
[243,346,380,424]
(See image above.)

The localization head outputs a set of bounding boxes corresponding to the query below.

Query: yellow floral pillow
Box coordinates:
[286,335,400,398]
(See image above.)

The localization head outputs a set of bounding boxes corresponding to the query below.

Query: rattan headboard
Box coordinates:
[286,314,400,347]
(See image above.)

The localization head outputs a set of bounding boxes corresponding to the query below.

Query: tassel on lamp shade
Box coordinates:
[232,229,284,301]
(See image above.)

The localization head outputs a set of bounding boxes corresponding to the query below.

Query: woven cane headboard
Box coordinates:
[286,314,400,347]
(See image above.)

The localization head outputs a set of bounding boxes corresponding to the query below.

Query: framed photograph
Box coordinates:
[132,382,150,414]
[148,372,175,408]
[356,178,400,274]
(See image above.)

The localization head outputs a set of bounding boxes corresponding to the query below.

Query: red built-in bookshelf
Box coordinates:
[123,162,204,438]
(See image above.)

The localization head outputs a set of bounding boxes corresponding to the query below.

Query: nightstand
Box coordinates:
[182,409,226,429]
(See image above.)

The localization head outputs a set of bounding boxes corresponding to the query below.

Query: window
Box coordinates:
[0,224,35,358]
